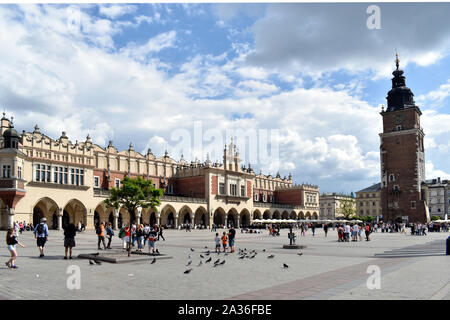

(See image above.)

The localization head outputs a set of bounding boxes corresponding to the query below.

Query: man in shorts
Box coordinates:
[227,227,236,253]
[34,218,49,257]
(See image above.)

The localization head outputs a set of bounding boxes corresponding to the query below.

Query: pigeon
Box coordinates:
[197,261,202,267]
[224,253,228,256]
[184,268,192,274]
[249,254,256,259]
[267,255,275,259]
[262,249,266,252]
[186,261,192,266]
[89,260,95,265]
[297,253,303,256]
[204,246,208,249]
[205,257,212,263]
[94,260,102,265]
[188,254,191,259]
[238,255,246,260]
[190,248,195,252]
[220,260,226,265]
[213,259,220,265]
[283,263,289,269]
[200,254,204,259]
[151,258,156,264]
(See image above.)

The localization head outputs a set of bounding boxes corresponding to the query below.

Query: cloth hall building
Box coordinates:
[0,115,319,230]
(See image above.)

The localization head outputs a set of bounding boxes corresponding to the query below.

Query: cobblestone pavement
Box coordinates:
[0,228,448,300]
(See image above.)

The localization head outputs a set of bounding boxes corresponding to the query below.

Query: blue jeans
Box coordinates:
[131,234,137,246]
[138,236,144,249]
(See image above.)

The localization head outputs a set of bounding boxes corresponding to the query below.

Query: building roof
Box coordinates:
[357,182,381,193]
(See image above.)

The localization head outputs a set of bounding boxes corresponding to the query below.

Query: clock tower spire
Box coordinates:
[379,53,428,223]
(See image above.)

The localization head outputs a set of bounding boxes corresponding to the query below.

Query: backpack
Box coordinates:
[37,223,45,235]
[118,228,125,239]
[96,226,101,235]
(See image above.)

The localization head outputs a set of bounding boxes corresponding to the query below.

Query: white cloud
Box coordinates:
[1,4,449,194]
[98,5,136,19]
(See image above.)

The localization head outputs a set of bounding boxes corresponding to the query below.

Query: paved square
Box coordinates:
[0,228,448,300]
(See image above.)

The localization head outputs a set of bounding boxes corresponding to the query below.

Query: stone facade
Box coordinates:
[0,117,319,230]
[319,193,355,219]
[356,183,381,218]
[423,178,449,219]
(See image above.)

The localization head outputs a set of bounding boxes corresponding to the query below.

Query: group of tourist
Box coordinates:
[336,223,372,242]
[116,222,165,254]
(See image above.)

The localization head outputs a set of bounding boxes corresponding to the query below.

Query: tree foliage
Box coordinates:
[104,176,163,255]
[338,197,356,219]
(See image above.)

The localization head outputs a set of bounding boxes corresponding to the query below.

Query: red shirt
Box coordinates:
[125,227,130,237]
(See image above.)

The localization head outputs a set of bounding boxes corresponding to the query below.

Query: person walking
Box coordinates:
[34,218,49,257]
[106,222,114,249]
[158,225,165,241]
[63,223,77,259]
[131,221,137,247]
[344,223,351,242]
[5,228,25,269]
[365,224,371,241]
[147,227,157,255]
[136,224,144,252]
[323,224,329,237]
[228,226,236,253]
[97,222,107,250]
[311,224,316,237]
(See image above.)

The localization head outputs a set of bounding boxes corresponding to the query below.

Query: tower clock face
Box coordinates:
[393,114,404,124]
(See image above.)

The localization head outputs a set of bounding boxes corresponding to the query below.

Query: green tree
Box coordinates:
[338,197,356,219]
[105,176,163,256]
[430,215,440,221]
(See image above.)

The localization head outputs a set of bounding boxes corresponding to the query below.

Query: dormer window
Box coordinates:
[396,125,402,131]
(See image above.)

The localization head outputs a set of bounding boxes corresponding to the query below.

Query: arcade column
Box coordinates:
[113,209,119,230]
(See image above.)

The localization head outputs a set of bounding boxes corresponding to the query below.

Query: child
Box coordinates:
[221,232,228,253]
[6,228,26,269]
[214,233,220,253]
[148,228,157,255]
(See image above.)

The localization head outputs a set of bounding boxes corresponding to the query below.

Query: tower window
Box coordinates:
[389,174,395,182]
[397,125,402,131]
[411,201,416,209]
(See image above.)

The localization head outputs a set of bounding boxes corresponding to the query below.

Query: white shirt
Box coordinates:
[344,225,351,233]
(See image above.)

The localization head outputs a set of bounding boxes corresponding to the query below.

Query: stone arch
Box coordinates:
[253,209,262,220]
[179,205,193,225]
[194,206,208,227]
[305,212,311,220]
[141,208,156,226]
[290,211,297,220]
[119,207,135,228]
[312,212,319,220]
[240,209,251,227]
[281,211,289,220]
[227,208,238,228]
[299,211,305,219]
[213,207,226,227]
[94,202,110,227]
[272,210,281,219]
[160,204,177,227]
[62,199,86,230]
[263,210,271,219]
[33,197,59,229]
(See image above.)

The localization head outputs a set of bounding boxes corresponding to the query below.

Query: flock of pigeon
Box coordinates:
[87,246,304,273]
[183,246,303,274]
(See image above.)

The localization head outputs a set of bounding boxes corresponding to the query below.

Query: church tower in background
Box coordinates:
[379,54,428,223]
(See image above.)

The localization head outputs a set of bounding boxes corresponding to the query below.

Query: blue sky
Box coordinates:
[1,3,449,194]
